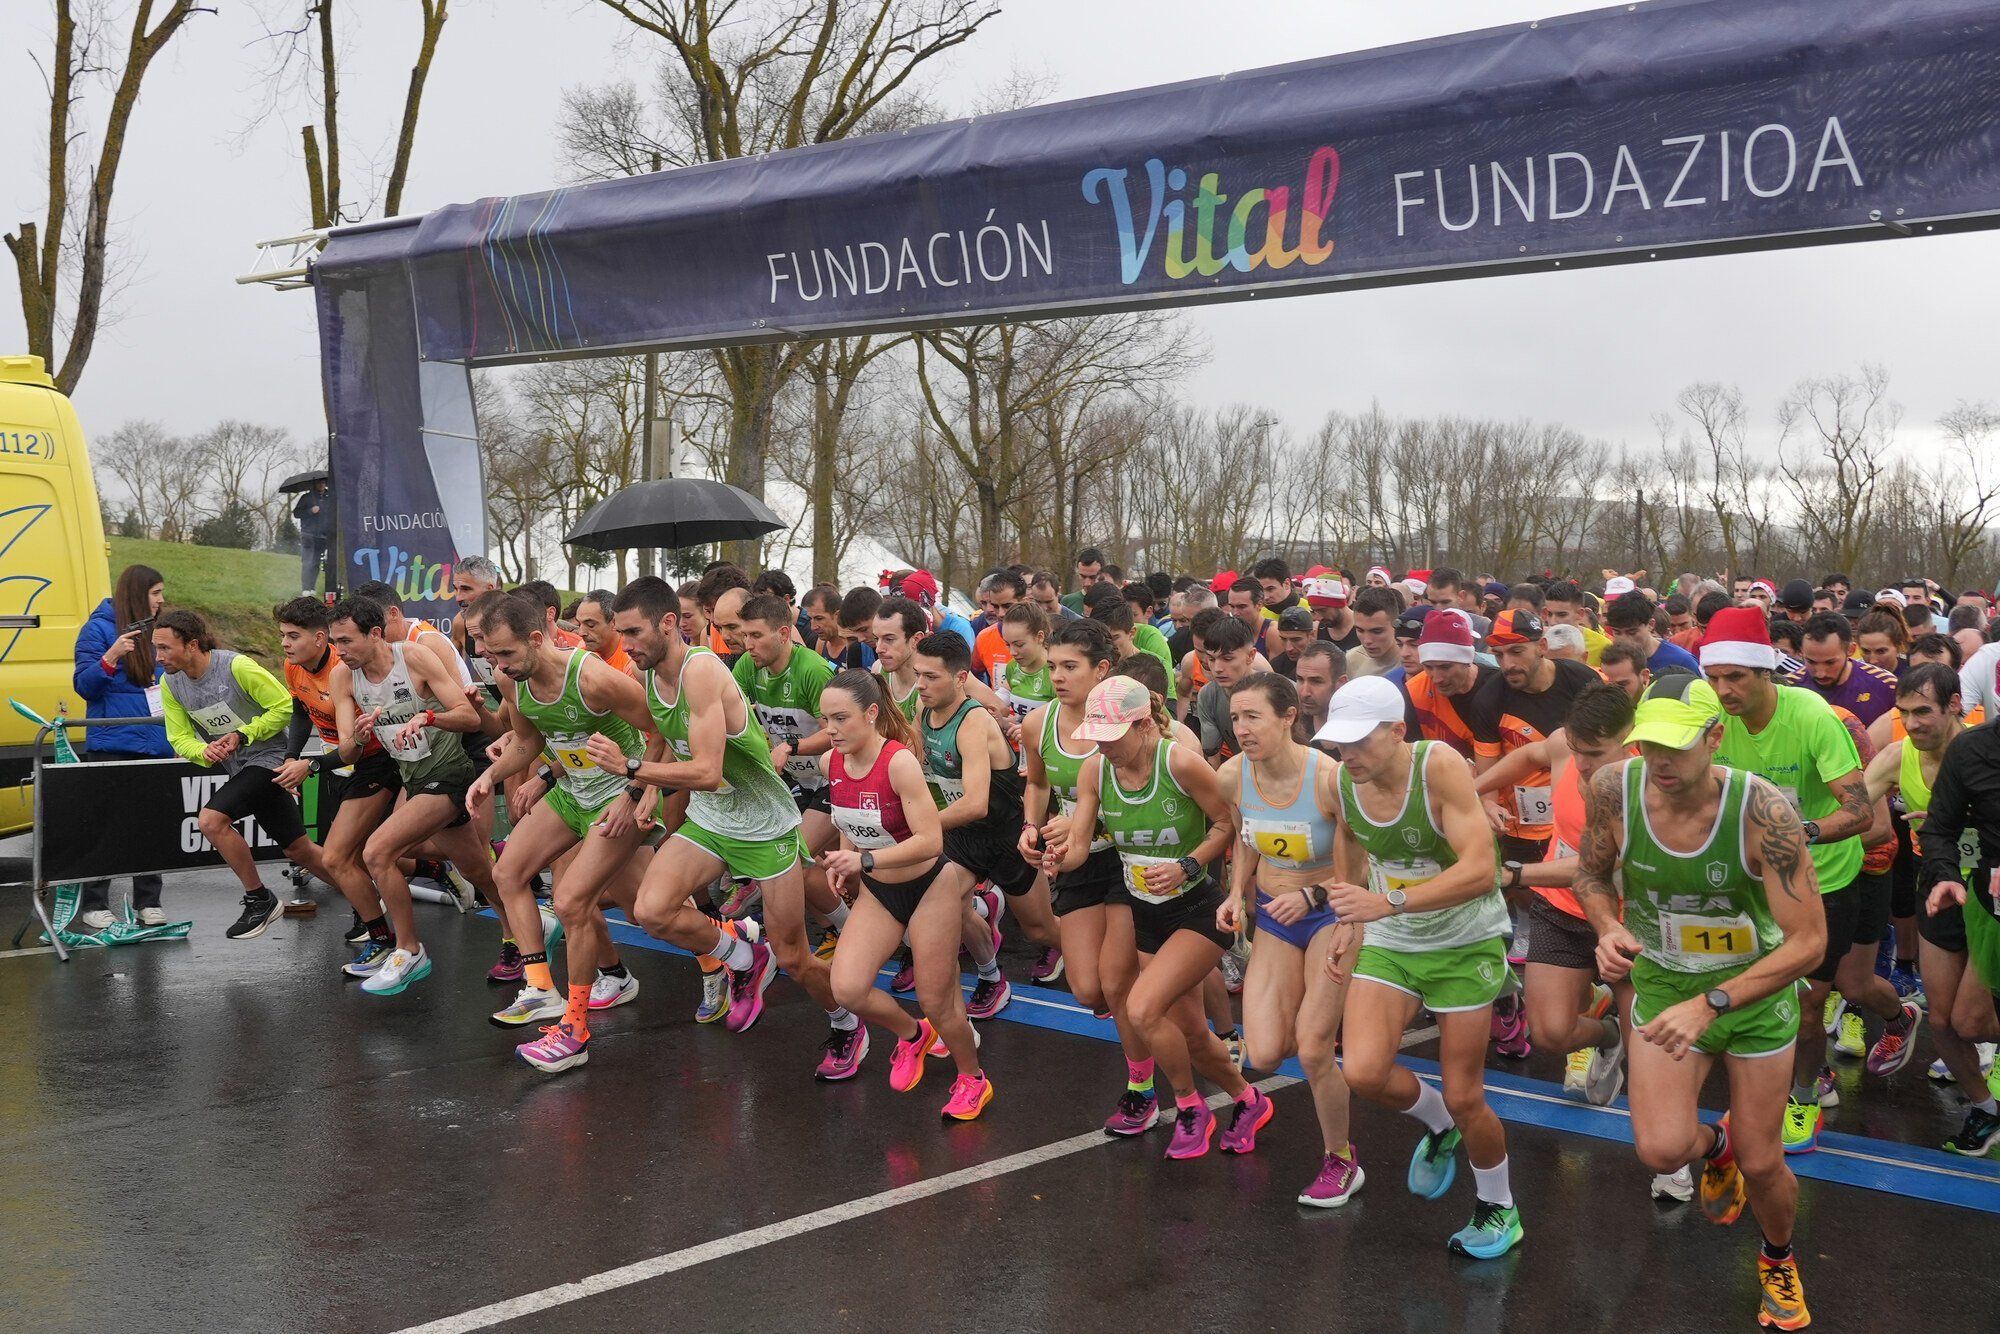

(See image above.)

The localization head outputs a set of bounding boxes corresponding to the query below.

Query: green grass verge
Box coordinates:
[109,537,301,665]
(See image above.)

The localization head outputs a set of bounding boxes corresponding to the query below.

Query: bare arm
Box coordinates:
[877,749,945,868]
[1057,755,1105,873]
[1816,767,1873,845]
[1573,764,1627,935]
[627,655,732,791]
[937,706,1000,830]
[1860,741,1902,807]
[1170,740,1238,869]
[1396,745,1500,912]
[1726,775,1827,1008]
[1471,733,1561,798]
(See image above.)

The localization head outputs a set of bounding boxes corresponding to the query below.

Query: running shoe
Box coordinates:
[1218,1087,1274,1154]
[890,948,916,995]
[941,1072,994,1121]
[1943,1103,2000,1156]
[588,971,640,1011]
[814,1025,869,1081]
[1756,1254,1810,1330]
[1835,1009,1867,1058]
[1407,1125,1462,1200]
[539,905,564,949]
[1448,1200,1524,1260]
[719,877,762,918]
[975,887,1004,953]
[441,863,479,913]
[890,1020,937,1092]
[343,911,370,945]
[1865,1000,1922,1077]
[531,870,552,905]
[361,944,431,996]
[492,986,566,1028]
[695,969,730,1025]
[487,941,524,984]
[1812,1066,1840,1109]
[1164,1100,1217,1160]
[1651,1166,1695,1203]
[1585,981,1615,1020]
[225,890,284,940]
[517,1020,589,1074]
[1930,1042,1998,1083]
[1297,1151,1365,1208]
[1780,1097,1821,1155]
[724,941,777,1034]
[1822,992,1844,1036]
[929,1024,979,1059]
[1220,940,1248,994]
[1506,916,1528,967]
[1700,1115,1745,1225]
[967,976,1012,1020]
[1562,1049,1592,1095]
[1491,994,1531,1059]
[1104,1087,1160,1136]
[1585,1029,1626,1107]
[814,927,839,962]
[342,937,397,977]
[1031,946,1064,983]
[1890,964,1925,1007]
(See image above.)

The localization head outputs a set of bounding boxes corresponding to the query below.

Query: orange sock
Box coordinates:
[525,959,555,992]
[697,919,737,972]
[564,983,592,1036]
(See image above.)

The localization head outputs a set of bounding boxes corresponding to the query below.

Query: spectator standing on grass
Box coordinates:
[296,477,333,596]
[69,564,172,928]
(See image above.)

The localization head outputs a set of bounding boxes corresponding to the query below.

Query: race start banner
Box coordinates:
[312,0,2000,608]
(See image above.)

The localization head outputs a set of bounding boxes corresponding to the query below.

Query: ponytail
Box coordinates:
[1114,652,1174,736]
[828,669,918,751]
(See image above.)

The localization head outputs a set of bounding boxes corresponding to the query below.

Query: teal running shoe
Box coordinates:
[1448,1200,1525,1259]
[1407,1125,1462,1199]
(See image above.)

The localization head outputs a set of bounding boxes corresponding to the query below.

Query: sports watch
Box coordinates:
[860,851,876,873]
[626,755,643,777]
[1385,888,1409,914]
[1176,855,1203,884]
[1503,859,1525,890]
[1705,988,1734,1014]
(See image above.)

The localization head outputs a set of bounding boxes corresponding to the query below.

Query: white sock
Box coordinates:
[828,1008,858,1031]
[977,956,1002,982]
[1976,1096,1998,1116]
[1403,1080,1454,1135]
[826,901,850,929]
[713,929,754,972]
[1472,1157,1514,1208]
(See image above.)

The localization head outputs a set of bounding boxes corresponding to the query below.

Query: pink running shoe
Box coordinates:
[976,888,1004,952]
[1866,1001,1923,1077]
[517,1021,589,1074]
[724,941,777,1034]
[1297,1150,1366,1207]
[486,942,524,984]
[1031,946,1064,983]
[890,949,917,995]
[1164,1100,1217,1160]
[941,1072,994,1121]
[967,976,1012,1020]
[1492,993,1531,1059]
[814,1025,869,1081]
[1218,1087,1274,1154]
[1103,1086,1160,1136]
[718,877,762,919]
[891,1020,937,1093]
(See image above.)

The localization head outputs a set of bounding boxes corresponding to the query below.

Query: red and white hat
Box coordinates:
[1404,568,1432,595]
[1749,579,1776,600]
[1700,606,1778,671]
[1304,577,1350,609]
[1417,609,1477,664]
[1365,565,1392,585]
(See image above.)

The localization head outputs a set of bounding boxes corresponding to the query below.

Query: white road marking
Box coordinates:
[387,1075,1297,1334]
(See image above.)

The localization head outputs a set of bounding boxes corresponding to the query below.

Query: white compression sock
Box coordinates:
[1472,1158,1514,1208]
[826,901,850,929]
[1403,1080,1454,1135]
[713,929,754,972]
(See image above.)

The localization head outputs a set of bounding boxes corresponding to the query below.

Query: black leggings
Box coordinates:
[78,750,165,912]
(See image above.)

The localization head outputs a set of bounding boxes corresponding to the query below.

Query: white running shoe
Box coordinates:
[492,985,565,1027]
[443,864,479,913]
[1651,1165,1694,1202]
[588,971,640,1010]
[361,944,432,996]
[1929,1042,1998,1083]
[1563,1049,1592,1095]
[1585,1029,1626,1107]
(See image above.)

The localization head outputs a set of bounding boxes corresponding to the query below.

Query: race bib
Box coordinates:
[374,717,431,763]
[550,743,595,775]
[831,805,898,850]
[784,754,822,782]
[144,684,163,717]
[1513,785,1553,826]
[1119,851,1186,904]
[1960,828,1982,874]
[1244,818,1313,867]
[934,775,967,805]
[1368,857,1440,899]
[190,698,247,737]
[1660,910,1758,967]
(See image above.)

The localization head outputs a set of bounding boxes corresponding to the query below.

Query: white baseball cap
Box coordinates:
[1604,576,1636,598]
[1314,676,1407,745]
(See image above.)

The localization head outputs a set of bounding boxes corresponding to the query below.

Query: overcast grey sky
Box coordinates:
[4,0,1994,459]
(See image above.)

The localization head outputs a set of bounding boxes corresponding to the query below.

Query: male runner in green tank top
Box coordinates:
[609,577,919,1078]
[1860,663,1999,1152]
[1318,676,1520,1260]
[1575,676,1824,1331]
[464,595,660,1072]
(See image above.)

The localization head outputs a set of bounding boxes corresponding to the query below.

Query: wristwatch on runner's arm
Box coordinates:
[1705,988,1734,1014]
[1800,820,1820,845]
[1176,855,1202,884]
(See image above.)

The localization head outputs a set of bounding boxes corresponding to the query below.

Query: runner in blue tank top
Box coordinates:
[1216,672,1362,1207]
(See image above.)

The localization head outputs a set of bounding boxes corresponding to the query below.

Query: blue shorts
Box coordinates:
[1255,889,1339,951]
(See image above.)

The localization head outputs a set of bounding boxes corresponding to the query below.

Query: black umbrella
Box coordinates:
[278,468,330,493]
[565,477,785,551]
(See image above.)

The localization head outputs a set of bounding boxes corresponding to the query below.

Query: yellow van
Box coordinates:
[0,355,110,834]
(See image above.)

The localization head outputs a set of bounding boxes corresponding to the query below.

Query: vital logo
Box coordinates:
[1081,147,1339,286]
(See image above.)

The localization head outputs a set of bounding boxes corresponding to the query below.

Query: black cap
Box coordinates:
[1395,605,1434,640]
[1841,590,1876,615]
[1277,606,1316,634]
[1778,578,1814,611]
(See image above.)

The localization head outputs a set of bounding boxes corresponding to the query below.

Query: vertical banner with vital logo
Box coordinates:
[315,260,485,632]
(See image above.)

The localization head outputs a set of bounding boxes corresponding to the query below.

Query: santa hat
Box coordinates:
[1750,579,1776,599]
[1417,608,1477,664]
[1304,577,1350,609]
[895,569,941,607]
[1405,568,1432,595]
[1210,570,1239,594]
[1700,606,1778,671]
[1366,565,1391,584]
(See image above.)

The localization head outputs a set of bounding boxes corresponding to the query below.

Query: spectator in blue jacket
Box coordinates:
[71,563,171,927]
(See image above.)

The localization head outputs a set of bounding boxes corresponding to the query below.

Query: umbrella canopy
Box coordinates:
[277,468,330,493]
[565,477,785,552]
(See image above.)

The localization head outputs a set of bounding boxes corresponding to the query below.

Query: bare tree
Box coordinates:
[7,1,211,394]
[1777,364,1899,578]
[193,420,309,544]
[1929,402,2000,589]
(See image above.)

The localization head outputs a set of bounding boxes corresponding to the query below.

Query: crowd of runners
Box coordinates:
[81,550,2000,1331]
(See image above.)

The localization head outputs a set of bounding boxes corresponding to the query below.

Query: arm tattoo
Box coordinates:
[1573,765,1624,906]
[1746,776,1811,903]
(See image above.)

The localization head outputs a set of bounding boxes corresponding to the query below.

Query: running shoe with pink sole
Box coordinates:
[724,941,777,1034]
[1218,1087,1274,1154]
[1031,946,1064,983]
[1165,1100,1217,1160]
[1865,1001,1923,1077]
[815,1025,869,1081]
[486,942,524,984]
[891,1020,937,1092]
[967,976,1012,1020]
[1104,1087,1160,1136]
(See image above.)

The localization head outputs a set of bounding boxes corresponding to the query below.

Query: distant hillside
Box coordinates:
[109,538,301,664]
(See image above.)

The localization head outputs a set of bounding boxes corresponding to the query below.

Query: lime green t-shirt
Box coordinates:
[1131,622,1178,701]
[1713,684,1863,894]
